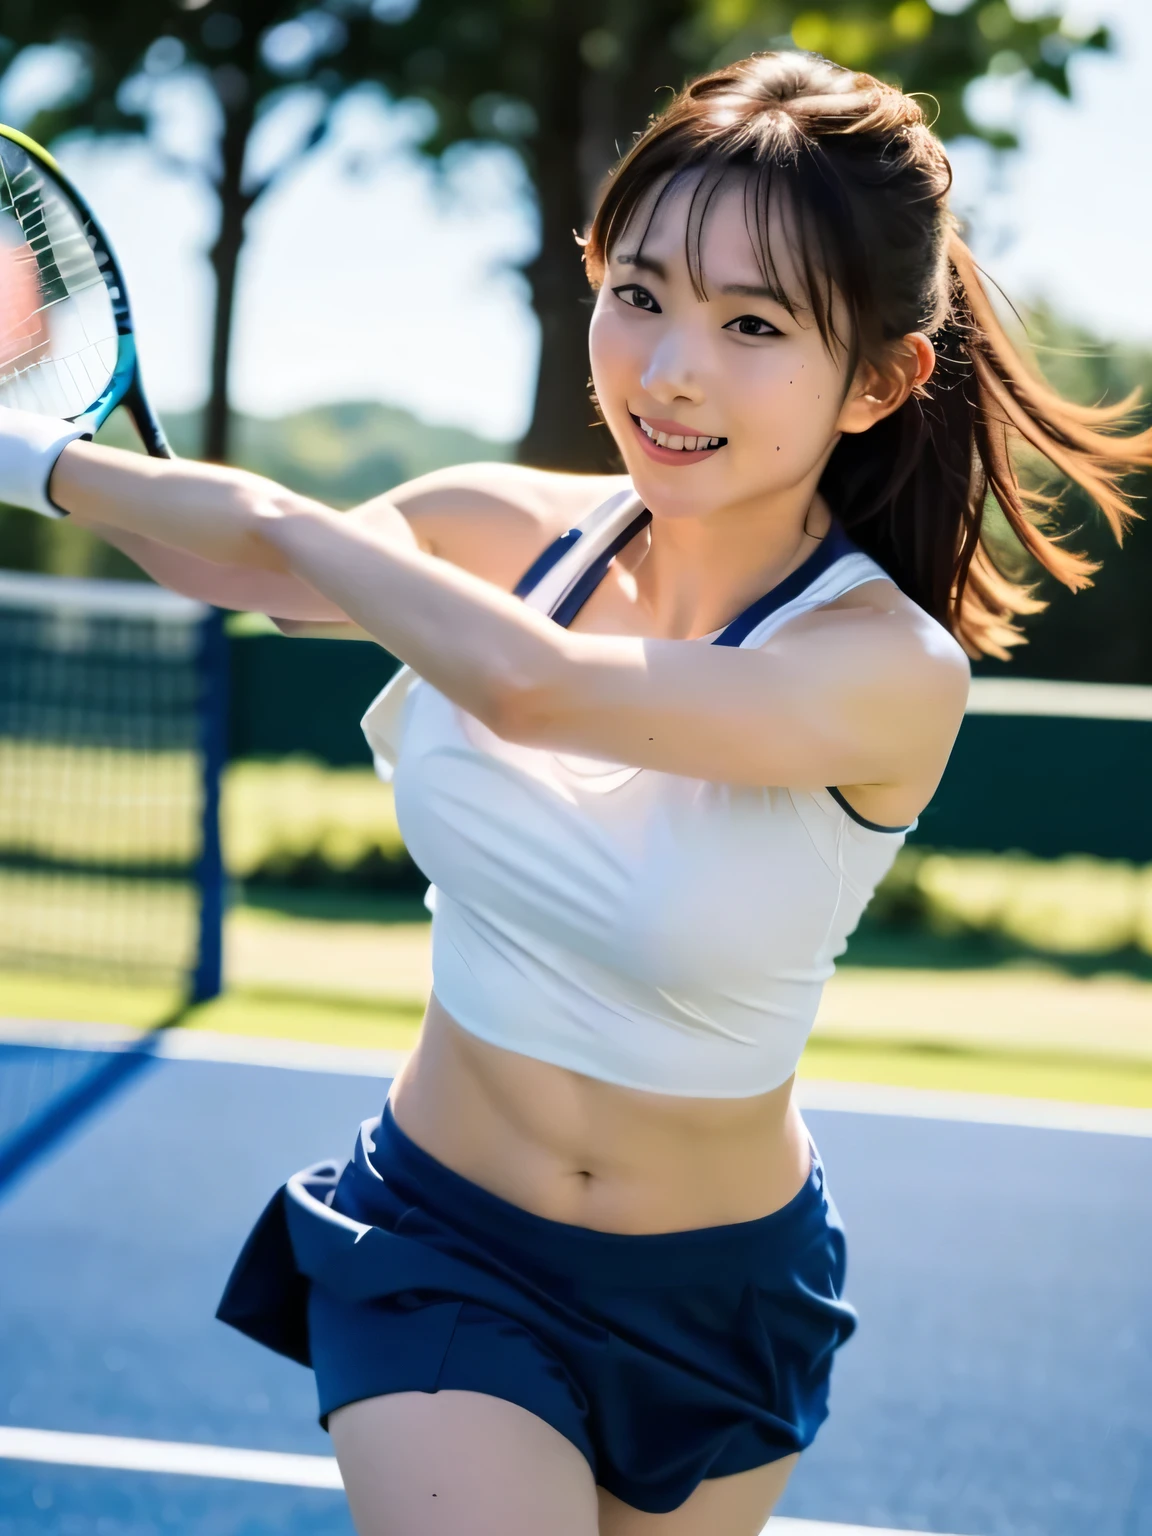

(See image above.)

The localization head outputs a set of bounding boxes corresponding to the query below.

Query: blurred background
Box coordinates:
[0,0,1149,1099]
[0,7,1150,1536]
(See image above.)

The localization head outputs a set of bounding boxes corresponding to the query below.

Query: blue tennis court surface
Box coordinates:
[1,1042,1150,1536]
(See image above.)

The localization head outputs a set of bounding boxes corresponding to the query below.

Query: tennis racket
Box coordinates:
[0,123,170,459]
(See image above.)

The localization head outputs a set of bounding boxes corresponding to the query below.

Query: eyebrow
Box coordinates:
[615,252,793,302]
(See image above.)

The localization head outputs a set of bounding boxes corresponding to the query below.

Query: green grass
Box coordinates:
[238,886,430,925]
[181,987,424,1051]
[0,969,184,1030]
[800,1034,1152,1108]
[840,923,1152,979]
[7,751,1152,966]
[223,759,407,879]
[0,749,406,883]
[0,968,424,1050]
[5,966,1150,1108]
[876,847,1152,959]
[0,741,201,865]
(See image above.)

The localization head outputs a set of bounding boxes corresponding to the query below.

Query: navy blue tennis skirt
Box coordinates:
[217,1098,857,1515]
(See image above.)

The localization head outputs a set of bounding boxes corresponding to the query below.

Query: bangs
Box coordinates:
[588,145,857,358]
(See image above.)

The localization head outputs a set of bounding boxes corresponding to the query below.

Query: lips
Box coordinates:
[628,412,726,466]
[630,412,727,452]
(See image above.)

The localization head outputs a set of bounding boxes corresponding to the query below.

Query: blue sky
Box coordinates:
[8,0,1149,442]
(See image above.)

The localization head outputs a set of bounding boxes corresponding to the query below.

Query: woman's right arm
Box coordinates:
[83,520,358,621]
[90,460,624,631]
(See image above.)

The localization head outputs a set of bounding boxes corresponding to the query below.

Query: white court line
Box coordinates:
[3,1018,1151,1137]
[0,1019,405,1079]
[0,1426,341,1488]
[794,1079,1152,1138]
[966,676,1152,721]
[771,1527,958,1536]
[0,1426,959,1536]
[158,1027,408,1079]
[0,569,207,620]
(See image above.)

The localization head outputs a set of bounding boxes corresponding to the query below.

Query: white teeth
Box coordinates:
[637,416,721,451]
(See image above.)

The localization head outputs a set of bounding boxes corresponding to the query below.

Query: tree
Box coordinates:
[0,0,425,461]
[972,308,1152,687]
[355,0,1108,471]
[0,0,1108,470]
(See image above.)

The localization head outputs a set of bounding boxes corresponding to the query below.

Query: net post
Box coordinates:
[192,608,229,1004]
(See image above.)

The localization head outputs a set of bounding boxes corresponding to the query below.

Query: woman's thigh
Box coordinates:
[596,1452,799,1536]
[329,1389,600,1536]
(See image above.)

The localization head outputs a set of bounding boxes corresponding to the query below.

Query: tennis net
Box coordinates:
[0,570,227,1000]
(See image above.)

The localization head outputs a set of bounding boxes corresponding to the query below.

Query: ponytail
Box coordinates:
[949,235,1151,655]
[585,51,1152,658]
[825,232,1152,658]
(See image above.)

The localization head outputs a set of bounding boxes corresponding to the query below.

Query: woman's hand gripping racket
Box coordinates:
[0,123,170,517]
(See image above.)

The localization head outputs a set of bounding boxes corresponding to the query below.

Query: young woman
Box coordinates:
[4,50,1149,1536]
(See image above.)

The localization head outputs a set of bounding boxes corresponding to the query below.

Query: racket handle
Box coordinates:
[124,377,173,460]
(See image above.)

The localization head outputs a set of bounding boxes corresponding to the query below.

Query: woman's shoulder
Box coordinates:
[783,572,971,711]
[359,462,633,593]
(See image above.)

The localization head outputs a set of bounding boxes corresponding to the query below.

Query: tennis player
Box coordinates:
[3,52,1148,1536]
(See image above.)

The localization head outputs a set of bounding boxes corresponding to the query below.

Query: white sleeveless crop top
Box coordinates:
[362,487,915,1098]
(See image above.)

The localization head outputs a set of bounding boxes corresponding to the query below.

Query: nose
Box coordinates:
[640,326,705,407]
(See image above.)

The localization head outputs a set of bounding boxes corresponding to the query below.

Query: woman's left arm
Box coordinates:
[54,440,968,790]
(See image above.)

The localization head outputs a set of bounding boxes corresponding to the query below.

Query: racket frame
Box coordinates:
[0,123,171,459]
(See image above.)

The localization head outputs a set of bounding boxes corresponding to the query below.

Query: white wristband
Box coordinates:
[0,408,91,519]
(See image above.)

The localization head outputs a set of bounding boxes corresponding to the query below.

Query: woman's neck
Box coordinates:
[623,487,834,641]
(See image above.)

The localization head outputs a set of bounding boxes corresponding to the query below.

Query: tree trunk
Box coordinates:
[517,7,621,474]
[518,139,620,474]
[204,86,255,465]
[517,0,696,473]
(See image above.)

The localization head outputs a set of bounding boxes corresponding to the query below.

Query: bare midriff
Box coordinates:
[386,991,813,1236]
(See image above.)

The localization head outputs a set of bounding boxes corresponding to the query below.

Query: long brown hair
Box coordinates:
[581,52,1152,659]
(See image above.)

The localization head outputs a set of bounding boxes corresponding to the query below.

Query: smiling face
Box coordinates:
[589,169,869,525]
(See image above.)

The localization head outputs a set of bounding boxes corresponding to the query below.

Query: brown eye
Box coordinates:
[612,284,661,314]
[724,315,779,337]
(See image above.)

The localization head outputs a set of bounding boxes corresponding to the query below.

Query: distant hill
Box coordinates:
[153,401,513,509]
[0,399,512,580]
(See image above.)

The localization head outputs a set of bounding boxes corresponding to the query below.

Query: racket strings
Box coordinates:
[0,146,118,419]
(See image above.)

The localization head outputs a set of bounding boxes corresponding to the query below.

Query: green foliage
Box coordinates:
[866,845,1152,960]
[224,758,424,895]
[4,1,387,154]
[695,0,1109,144]
[227,400,510,506]
[0,0,1113,470]
[0,1,455,458]
[216,758,1152,966]
[973,307,1152,685]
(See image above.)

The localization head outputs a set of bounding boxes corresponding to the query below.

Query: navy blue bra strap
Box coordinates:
[512,528,584,600]
[826,785,912,834]
[551,510,653,629]
[522,514,863,642]
[711,522,858,648]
